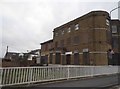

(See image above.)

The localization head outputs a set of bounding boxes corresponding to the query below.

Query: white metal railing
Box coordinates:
[0,66,119,86]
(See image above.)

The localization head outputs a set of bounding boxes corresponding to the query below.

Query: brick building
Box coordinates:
[40,39,53,64]
[41,11,120,65]
[111,19,120,65]
[50,11,112,65]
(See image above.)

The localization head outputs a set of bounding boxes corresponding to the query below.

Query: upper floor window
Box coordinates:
[55,41,58,48]
[67,27,71,33]
[67,37,71,45]
[55,32,58,36]
[60,40,64,47]
[73,36,80,45]
[75,24,79,30]
[61,30,65,35]
[106,19,109,26]
[112,25,117,33]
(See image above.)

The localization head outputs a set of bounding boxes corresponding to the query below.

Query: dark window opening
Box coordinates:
[49,53,53,64]
[66,54,71,65]
[73,36,80,45]
[83,52,90,65]
[74,53,79,65]
[55,53,61,64]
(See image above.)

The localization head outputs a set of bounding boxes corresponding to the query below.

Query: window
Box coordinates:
[55,41,58,48]
[61,30,64,35]
[112,25,117,33]
[68,27,71,33]
[106,19,110,26]
[60,40,64,47]
[55,32,58,36]
[67,37,71,44]
[112,37,118,49]
[73,36,80,45]
[106,30,112,44]
[75,24,79,30]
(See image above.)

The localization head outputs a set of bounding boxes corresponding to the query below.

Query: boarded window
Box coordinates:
[55,53,61,64]
[73,36,80,45]
[55,41,58,48]
[106,30,112,44]
[112,37,119,49]
[67,37,71,45]
[83,52,90,65]
[60,40,64,47]
[74,53,79,65]
[66,54,71,65]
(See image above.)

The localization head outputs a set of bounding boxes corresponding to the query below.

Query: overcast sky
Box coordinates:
[0,0,120,58]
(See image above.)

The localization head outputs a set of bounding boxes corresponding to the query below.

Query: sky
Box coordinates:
[0,0,120,58]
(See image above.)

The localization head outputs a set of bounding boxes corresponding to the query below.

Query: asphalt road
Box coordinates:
[2,74,120,89]
[36,74,120,88]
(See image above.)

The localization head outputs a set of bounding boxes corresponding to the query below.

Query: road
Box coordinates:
[2,74,120,89]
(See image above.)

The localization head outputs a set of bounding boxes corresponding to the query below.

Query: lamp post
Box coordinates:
[110,6,120,19]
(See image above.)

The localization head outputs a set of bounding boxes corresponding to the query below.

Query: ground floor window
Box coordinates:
[66,54,71,65]
[83,52,90,65]
[49,53,53,64]
[74,53,80,65]
[55,53,61,64]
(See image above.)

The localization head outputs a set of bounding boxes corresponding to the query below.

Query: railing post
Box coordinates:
[67,66,70,79]
[30,68,33,82]
[27,67,33,86]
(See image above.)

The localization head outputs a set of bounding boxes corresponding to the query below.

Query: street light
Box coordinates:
[110,6,120,19]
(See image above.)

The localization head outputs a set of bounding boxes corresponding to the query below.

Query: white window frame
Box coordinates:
[68,27,71,33]
[75,24,79,30]
[106,19,110,26]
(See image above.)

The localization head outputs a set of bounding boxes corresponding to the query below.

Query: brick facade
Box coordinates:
[51,11,112,65]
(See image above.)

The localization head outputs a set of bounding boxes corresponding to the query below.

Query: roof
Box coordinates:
[4,52,20,59]
[28,49,40,54]
[53,10,109,31]
[40,39,53,45]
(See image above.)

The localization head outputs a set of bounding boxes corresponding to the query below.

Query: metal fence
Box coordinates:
[0,66,119,86]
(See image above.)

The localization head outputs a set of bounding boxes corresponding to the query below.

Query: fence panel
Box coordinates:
[0,66,119,86]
